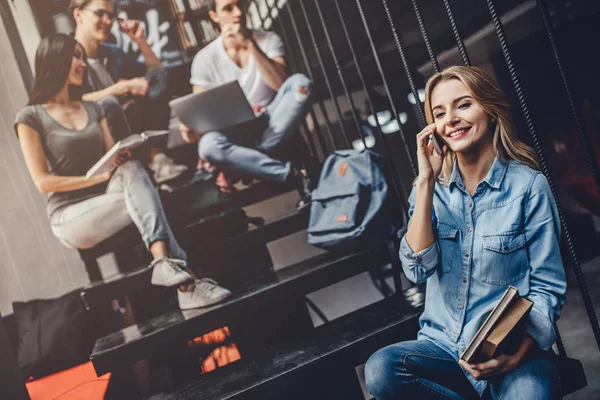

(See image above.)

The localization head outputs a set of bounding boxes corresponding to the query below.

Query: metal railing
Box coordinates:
[246,0,600,353]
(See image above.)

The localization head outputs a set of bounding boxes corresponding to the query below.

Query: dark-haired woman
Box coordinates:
[15,34,231,310]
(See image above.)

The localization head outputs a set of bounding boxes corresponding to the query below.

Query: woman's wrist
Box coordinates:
[416,175,436,191]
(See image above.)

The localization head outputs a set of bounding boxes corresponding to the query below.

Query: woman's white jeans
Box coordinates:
[50,161,187,260]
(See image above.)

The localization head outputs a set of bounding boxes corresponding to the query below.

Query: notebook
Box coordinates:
[85,130,168,179]
[461,286,533,363]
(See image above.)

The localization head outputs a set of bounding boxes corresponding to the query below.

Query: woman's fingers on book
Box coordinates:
[460,354,515,380]
[114,150,132,166]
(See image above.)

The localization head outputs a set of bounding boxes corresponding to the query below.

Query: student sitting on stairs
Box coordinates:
[15,34,231,310]
[70,0,188,184]
[180,0,315,210]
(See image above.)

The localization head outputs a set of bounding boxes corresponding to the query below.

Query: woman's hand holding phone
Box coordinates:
[416,123,446,184]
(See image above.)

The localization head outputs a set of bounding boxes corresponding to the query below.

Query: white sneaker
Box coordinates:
[150,258,193,287]
[150,153,188,184]
[177,278,232,310]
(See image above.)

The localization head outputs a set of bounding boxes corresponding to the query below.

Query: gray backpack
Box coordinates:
[307,150,392,249]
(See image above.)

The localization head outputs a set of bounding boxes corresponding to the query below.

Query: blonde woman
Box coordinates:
[365,66,566,399]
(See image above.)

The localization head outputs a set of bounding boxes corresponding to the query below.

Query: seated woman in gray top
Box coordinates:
[14,34,231,310]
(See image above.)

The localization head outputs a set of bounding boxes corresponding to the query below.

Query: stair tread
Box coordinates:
[90,247,390,375]
[164,298,422,399]
[81,210,309,306]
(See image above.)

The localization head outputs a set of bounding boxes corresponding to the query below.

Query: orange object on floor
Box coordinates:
[201,343,242,374]
[188,327,242,374]
[25,362,111,400]
[188,326,232,347]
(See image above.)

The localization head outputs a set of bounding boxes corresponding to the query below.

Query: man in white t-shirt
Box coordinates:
[180,0,314,209]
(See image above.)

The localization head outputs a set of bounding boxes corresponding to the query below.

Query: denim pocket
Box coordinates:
[437,221,459,273]
[481,230,528,285]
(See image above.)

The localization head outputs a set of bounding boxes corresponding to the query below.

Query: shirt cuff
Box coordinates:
[524,306,556,351]
[399,236,438,281]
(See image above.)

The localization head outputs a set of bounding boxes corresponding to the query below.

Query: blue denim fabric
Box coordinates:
[198,74,313,182]
[365,339,561,399]
[82,43,146,94]
[398,157,567,395]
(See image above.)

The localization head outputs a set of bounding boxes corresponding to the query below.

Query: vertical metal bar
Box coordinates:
[486,0,600,351]
[537,0,600,193]
[274,13,320,159]
[297,0,351,149]
[312,0,366,147]
[286,2,339,150]
[249,2,322,159]
[277,22,328,161]
[355,0,417,177]
[442,0,471,66]
[554,321,567,357]
[381,0,426,127]
[332,0,408,214]
[411,0,440,74]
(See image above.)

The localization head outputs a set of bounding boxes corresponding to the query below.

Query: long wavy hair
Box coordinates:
[424,66,539,185]
[28,34,85,105]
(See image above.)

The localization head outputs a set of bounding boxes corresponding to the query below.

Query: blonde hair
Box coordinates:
[69,0,112,13]
[424,66,539,185]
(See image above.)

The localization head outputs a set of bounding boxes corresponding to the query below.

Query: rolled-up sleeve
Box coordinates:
[398,187,440,284]
[399,236,439,283]
[523,174,567,350]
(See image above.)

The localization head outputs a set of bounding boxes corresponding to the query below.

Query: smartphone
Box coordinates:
[430,131,443,156]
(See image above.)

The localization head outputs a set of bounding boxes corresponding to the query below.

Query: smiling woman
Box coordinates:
[424,66,539,187]
[364,66,567,400]
[13,34,232,311]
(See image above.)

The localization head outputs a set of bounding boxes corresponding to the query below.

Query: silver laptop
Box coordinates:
[169,81,257,133]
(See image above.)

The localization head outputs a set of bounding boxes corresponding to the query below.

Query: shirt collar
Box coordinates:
[448,156,508,191]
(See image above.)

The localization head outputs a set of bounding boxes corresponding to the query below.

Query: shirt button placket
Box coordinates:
[457,199,474,342]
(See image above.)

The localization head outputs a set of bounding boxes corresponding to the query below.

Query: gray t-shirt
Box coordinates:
[14,101,109,218]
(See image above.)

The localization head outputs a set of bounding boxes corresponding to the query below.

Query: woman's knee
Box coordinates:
[199,132,229,164]
[116,160,150,182]
[495,356,560,400]
[365,347,400,397]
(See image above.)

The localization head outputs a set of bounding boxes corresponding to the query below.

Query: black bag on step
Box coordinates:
[12,292,93,380]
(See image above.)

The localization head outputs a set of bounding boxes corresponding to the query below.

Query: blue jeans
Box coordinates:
[198,74,314,183]
[50,161,187,261]
[364,340,560,400]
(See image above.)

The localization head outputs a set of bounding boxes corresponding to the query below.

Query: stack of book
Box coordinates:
[461,286,533,363]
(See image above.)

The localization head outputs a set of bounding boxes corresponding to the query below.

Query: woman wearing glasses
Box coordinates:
[15,34,231,310]
[70,0,188,183]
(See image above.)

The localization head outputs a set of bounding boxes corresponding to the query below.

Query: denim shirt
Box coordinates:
[399,157,567,395]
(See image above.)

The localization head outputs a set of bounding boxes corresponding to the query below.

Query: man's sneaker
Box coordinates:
[290,168,313,211]
[150,153,188,184]
[177,278,232,310]
[150,258,193,287]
